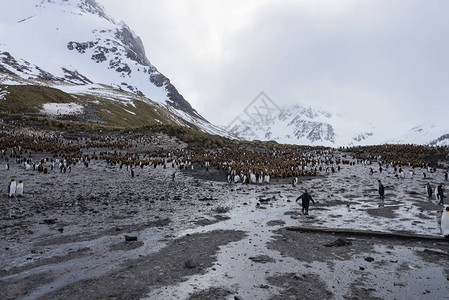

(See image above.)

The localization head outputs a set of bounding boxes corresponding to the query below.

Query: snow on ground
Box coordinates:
[123,108,136,115]
[40,103,84,115]
[167,106,237,138]
[0,86,9,101]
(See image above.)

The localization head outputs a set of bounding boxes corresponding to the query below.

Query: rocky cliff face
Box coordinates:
[227,103,337,145]
[228,100,449,146]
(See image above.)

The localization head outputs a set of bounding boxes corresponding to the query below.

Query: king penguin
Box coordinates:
[292,177,298,187]
[8,179,16,197]
[436,186,439,201]
[16,180,23,196]
[378,179,385,200]
[441,206,449,237]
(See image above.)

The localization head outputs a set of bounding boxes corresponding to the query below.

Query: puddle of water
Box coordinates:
[145,195,299,299]
[310,244,449,299]
[3,227,166,300]
[144,178,449,300]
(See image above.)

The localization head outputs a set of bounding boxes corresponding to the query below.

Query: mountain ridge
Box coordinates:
[0,0,208,126]
[227,102,449,146]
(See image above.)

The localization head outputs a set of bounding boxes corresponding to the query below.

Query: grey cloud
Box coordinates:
[102,0,449,133]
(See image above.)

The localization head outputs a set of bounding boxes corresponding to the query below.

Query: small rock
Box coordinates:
[57,228,64,232]
[216,206,229,213]
[365,257,375,262]
[125,235,138,242]
[324,238,352,247]
[43,218,57,225]
[185,259,196,269]
[249,255,275,264]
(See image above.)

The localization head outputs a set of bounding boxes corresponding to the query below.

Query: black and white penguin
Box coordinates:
[250,173,256,184]
[16,180,23,196]
[264,175,270,184]
[436,186,439,202]
[234,174,240,184]
[292,177,298,187]
[426,183,432,199]
[8,179,16,197]
[378,180,385,200]
[441,206,449,237]
[436,184,445,205]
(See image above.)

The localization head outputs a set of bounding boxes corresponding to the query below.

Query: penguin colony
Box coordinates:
[2,130,449,237]
[10,127,449,238]
[1,131,448,183]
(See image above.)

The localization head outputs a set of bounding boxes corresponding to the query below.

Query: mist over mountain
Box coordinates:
[226,95,449,146]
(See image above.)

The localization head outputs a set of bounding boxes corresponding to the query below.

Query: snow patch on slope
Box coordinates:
[0,86,9,101]
[40,103,84,115]
[0,0,204,123]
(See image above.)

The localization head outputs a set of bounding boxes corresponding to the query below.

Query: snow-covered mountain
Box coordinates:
[1,1,447,146]
[227,103,449,147]
[0,0,230,136]
[393,124,449,146]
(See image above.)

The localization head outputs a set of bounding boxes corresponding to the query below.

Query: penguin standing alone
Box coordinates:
[8,179,16,197]
[295,189,315,215]
[436,184,445,205]
[426,183,432,199]
[378,180,385,200]
[292,177,298,187]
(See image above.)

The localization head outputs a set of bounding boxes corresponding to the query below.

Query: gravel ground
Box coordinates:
[1,135,449,300]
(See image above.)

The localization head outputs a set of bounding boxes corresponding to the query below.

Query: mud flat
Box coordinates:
[1,140,449,299]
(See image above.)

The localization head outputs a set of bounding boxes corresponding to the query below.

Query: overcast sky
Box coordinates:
[101,0,449,132]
